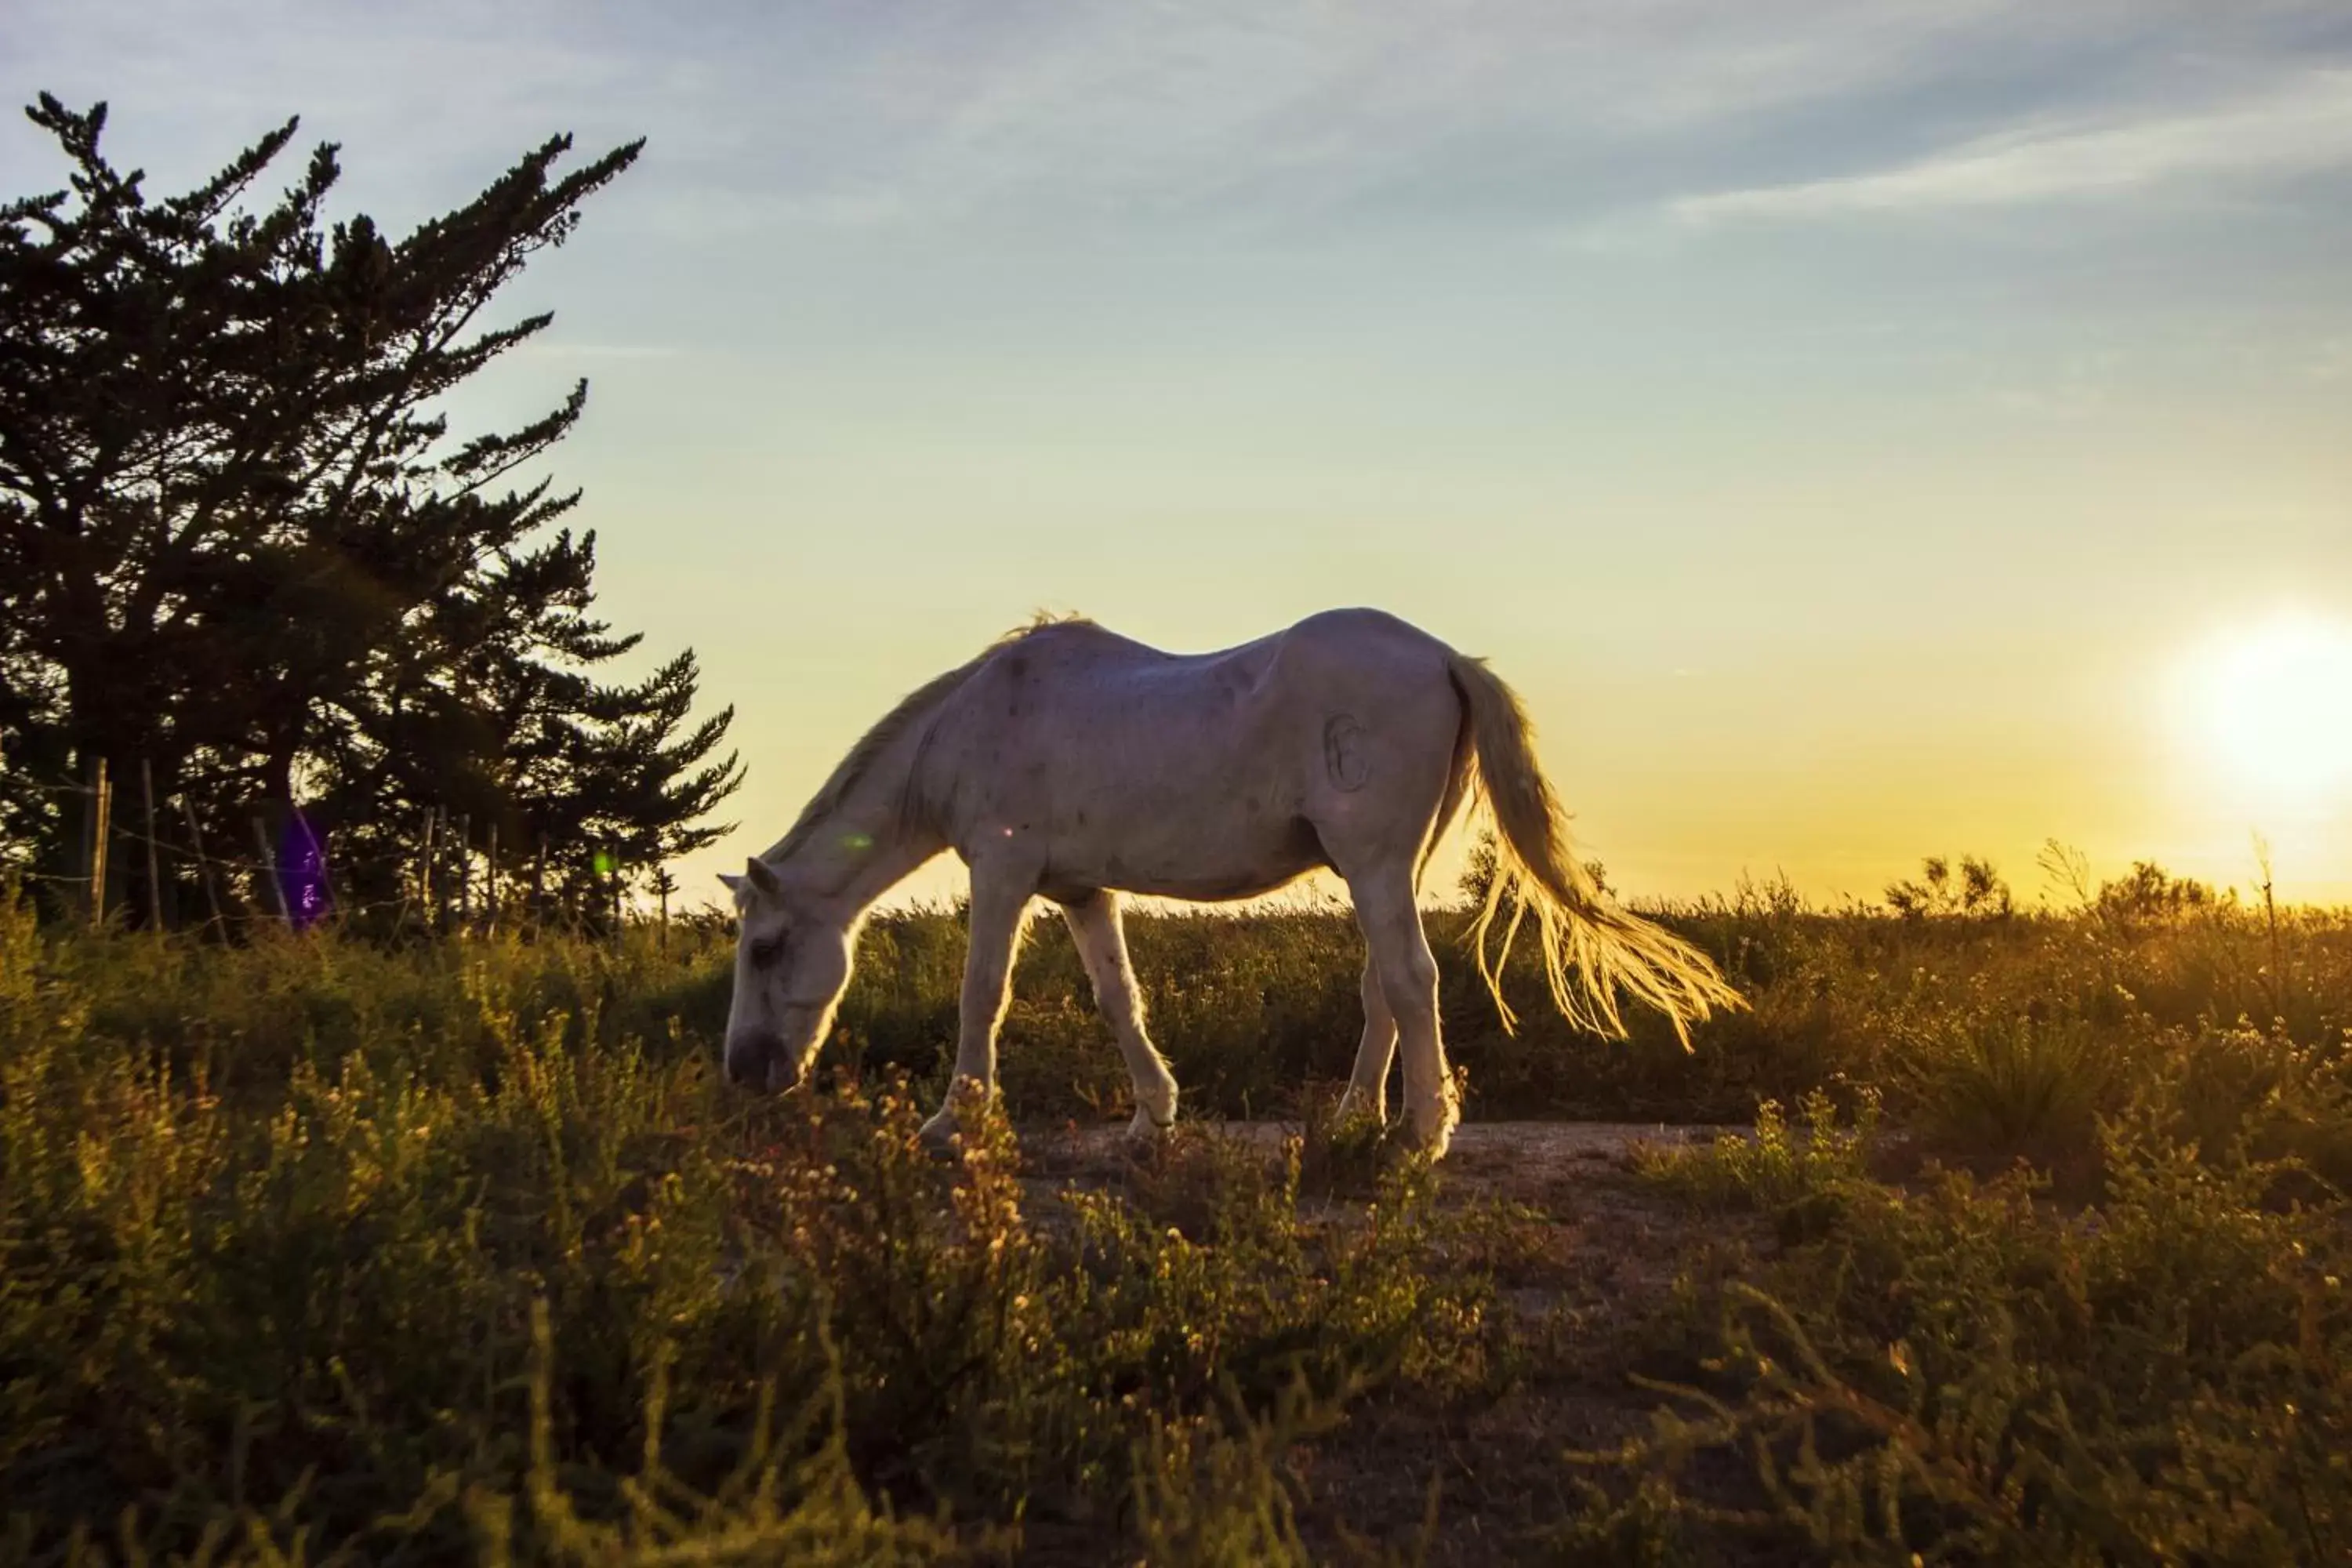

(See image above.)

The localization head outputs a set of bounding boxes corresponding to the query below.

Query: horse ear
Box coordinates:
[745,856,783,898]
[717,872,744,894]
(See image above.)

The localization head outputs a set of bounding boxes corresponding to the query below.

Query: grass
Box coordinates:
[3,876,2350,1561]
[1610,1107,2351,1563]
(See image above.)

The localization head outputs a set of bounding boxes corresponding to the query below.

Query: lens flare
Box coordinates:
[278,814,330,928]
[2180,615,2352,804]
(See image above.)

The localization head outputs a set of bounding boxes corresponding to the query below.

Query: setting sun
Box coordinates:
[2182,615,2352,802]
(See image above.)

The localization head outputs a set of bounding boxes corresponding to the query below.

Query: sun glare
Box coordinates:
[2182,615,2352,803]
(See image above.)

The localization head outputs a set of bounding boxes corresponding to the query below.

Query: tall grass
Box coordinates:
[4,876,2350,1560]
[0,885,1507,1561]
[1613,1103,2351,1563]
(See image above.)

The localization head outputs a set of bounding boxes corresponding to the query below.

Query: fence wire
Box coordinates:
[2,763,653,936]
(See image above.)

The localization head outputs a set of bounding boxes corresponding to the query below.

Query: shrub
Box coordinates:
[1630,1087,1880,1214]
[1598,1105,2352,1564]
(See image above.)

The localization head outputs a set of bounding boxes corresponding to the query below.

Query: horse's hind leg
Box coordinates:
[1058,891,1178,1138]
[1345,860,1458,1157]
[1335,955,1397,1126]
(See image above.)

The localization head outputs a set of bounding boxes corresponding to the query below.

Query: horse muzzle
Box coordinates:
[724,1035,800,1094]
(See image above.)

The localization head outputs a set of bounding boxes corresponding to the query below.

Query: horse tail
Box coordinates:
[1415,710,1477,895]
[1446,653,1745,1048]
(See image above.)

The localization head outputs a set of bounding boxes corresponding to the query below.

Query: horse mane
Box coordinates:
[764,612,1094,864]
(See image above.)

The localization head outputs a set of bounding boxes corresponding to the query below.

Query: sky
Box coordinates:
[7,1,2351,909]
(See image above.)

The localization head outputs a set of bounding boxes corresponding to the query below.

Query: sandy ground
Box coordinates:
[1019,1117,1731,1185]
[1007,1119,1766,1563]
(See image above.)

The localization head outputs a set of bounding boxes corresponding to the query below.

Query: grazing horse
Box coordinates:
[720,608,1740,1157]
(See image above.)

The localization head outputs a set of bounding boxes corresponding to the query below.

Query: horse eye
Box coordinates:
[750,937,782,967]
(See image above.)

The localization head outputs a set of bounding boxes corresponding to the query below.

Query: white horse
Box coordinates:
[720,608,1740,1157]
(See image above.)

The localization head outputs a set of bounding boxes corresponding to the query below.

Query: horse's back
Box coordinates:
[1004,607,1454,690]
[916,609,1466,896]
[1269,608,1458,688]
[955,608,1460,742]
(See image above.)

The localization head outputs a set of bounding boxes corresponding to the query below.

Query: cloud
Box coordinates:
[1987,352,2121,421]
[772,0,2051,227]
[13,0,2350,247]
[0,0,713,222]
[514,341,682,361]
[1671,67,2352,224]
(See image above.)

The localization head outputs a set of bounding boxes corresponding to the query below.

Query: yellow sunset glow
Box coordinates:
[2182,616,2352,804]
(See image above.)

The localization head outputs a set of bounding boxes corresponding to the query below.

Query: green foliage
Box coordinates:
[1897,1011,2119,1169]
[2098,859,2220,927]
[1296,1087,1403,1200]
[0,893,1504,1560]
[1632,1087,1880,1214]
[1885,855,2014,920]
[1457,828,1607,909]
[1547,1475,1695,1568]
[1131,1375,1436,1568]
[1610,1106,2351,1564]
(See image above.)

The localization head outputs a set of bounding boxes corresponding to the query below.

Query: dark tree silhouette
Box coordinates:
[0,94,738,921]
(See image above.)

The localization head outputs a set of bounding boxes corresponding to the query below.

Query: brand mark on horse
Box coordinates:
[1323,713,1370,791]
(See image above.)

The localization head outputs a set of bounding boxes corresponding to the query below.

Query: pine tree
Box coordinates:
[0,94,739,923]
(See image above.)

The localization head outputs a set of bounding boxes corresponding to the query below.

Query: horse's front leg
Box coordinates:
[1058,889,1178,1139]
[920,866,1033,1147]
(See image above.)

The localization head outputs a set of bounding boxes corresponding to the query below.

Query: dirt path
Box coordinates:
[1020,1118,1732,1187]
[1012,1120,1762,1563]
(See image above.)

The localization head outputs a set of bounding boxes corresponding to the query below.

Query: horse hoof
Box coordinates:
[1392,1116,1456,1163]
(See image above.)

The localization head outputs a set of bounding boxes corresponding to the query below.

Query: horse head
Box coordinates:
[718,855,854,1092]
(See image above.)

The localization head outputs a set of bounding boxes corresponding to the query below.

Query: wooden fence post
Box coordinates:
[608,848,622,946]
[140,760,163,937]
[77,760,95,920]
[180,797,226,936]
[419,808,438,934]
[485,821,499,935]
[86,757,111,930]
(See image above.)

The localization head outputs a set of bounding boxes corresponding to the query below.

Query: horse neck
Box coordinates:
[775,771,942,923]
